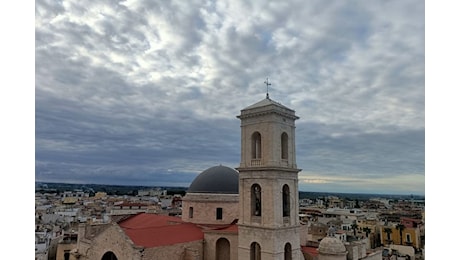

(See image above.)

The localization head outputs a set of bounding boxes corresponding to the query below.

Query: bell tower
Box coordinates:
[237,94,302,260]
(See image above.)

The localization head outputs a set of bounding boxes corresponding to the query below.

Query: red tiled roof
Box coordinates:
[220,224,238,232]
[118,213,204,248]
[301,246,319,257]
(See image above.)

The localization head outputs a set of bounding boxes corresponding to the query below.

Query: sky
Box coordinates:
[33,0,426,195]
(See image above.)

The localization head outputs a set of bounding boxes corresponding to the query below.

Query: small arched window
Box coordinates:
[281,132,288,160]
[284,243,292,260]
[282,184,290,217]
[252,132,262,159]
[101,251,118,260]
[252,184,262,216]
[250,242,261,260]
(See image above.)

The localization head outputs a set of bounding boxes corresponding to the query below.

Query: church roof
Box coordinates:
[238,97,299,120]
[187,165,239,194]
[301,246,319,258]
[242,97,291,111]
[118,213,204,248]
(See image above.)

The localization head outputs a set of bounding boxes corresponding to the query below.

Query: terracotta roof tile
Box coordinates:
[118,213,204,248]
[301,246,319,257]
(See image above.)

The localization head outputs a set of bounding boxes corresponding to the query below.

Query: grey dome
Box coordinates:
[187,165,239,194]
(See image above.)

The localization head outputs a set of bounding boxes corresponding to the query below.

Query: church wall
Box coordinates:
[237,98,302,259]
[203,232,238,260]
[182,193,238,225]
[239,113,297,168]
[77,223,141,260]
[239,171,299,227]
[240,119,271,167]
[238,225,303,260]
[142,240,204,260]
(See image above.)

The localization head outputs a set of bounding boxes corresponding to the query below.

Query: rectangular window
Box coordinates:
[189,207,193,218]
[216,208,223,220]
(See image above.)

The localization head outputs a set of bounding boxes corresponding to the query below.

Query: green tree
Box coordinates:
[351,223,358,237]
[396,223,406,245]
[383,227,393,244]
[363,227,372,237]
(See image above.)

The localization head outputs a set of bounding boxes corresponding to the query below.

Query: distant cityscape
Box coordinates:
[36,181,425,201]
[35,181,424,260]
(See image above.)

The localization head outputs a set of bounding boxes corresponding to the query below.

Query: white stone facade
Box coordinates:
[237,98,303,260]
[182,193,239,225]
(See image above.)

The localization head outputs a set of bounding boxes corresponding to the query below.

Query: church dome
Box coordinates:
[187,165,239,194]
[318,236,347,255]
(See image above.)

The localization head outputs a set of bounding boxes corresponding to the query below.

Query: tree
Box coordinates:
[363,227,372,237]
[351,223,358,237]
[396,223,406,245]
[383,227,393,244]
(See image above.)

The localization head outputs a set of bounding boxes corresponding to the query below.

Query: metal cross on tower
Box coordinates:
[264,78,271,99]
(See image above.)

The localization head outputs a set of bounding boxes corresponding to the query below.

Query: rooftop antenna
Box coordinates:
[264,78,271,99]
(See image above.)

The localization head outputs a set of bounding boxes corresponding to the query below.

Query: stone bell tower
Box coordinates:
[237,91,302,260]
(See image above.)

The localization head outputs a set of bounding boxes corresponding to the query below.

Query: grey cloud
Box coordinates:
[36,0,424,194]
[297,122,424,176]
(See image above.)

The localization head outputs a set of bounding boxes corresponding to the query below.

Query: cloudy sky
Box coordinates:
[34,0,425,195]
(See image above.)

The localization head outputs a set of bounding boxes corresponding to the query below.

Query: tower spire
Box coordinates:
[264,78,271,99]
